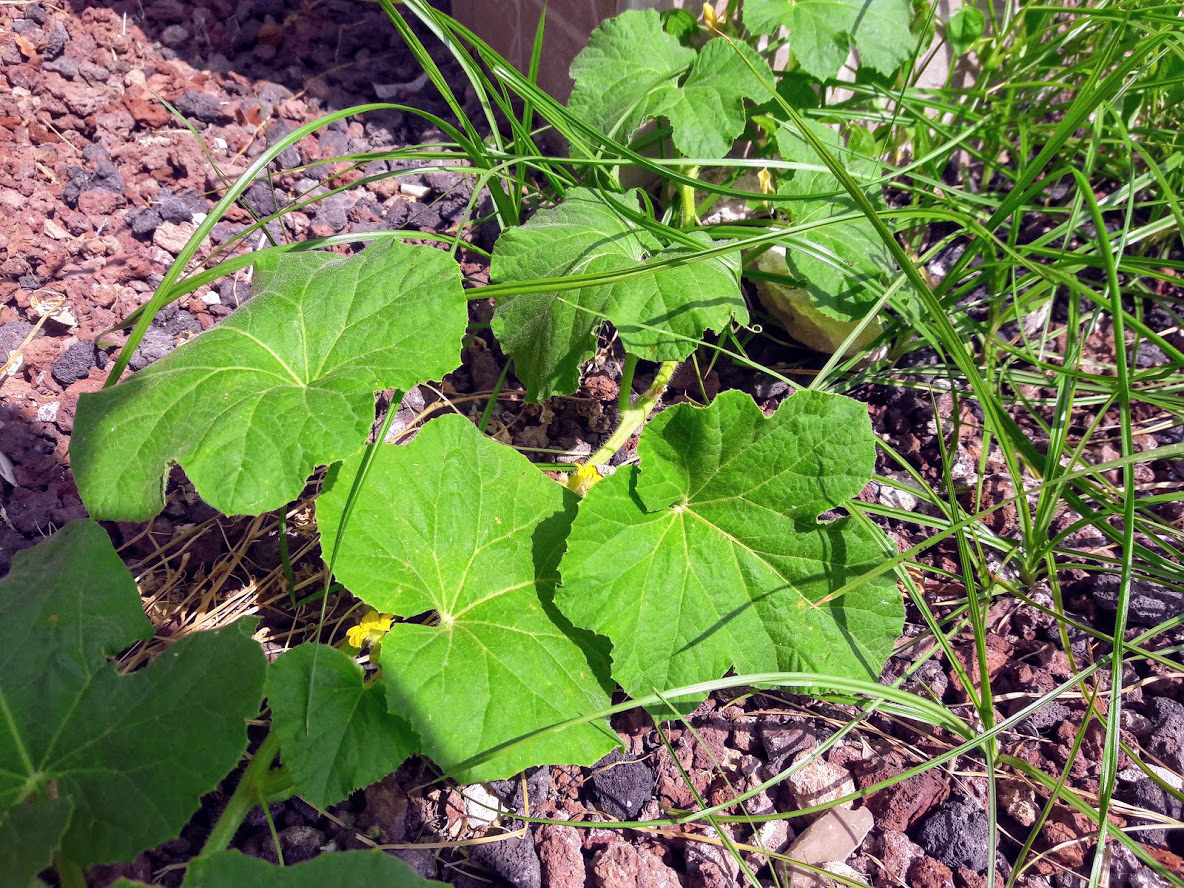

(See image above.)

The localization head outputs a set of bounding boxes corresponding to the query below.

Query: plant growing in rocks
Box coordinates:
[3,1,1182,886]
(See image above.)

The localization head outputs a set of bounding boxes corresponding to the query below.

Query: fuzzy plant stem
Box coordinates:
[200,731,282,857]
[584,359,679,473]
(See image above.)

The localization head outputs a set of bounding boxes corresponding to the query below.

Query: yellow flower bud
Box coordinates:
[567,462,603,496]
[757,168,773,195]
[703,3,719,29]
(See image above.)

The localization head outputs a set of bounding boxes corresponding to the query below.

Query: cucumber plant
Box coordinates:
[2,3,925,883]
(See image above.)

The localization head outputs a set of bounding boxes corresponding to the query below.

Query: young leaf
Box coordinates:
[317,415,618,781]
[567,9,693,145]
[744,0,915,81]
[186,850,445,886]
[0,520,266,868]
[0,797,71,888]
[558,390,902,712]
[267,643,418,808]
[569,10,773,158]
[491,188,745,400]
[769,119,892,322]
[946,7,986,56]
[72,240,468,521]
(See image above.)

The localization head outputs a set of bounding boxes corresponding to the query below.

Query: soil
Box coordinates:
[2,2,1182,887]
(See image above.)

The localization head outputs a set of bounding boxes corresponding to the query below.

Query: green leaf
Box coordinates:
[568,9,693,145]
[185,850,445,886]
[72,240,468,521]
[268,643,418,808]
[0,521,266,868]
[317,415,618,781]
[769,119,892,321]
[569,11,772,158]
[946,7,986,56]
[744,0,915,80]
[0,798,71,888]
[491,188,745,400]
[558,390,902,712]
[665,38,774,158]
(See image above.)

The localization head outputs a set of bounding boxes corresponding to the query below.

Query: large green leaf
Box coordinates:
[568,9,693,145]
[0,521,266,867]
[267,643,418,808]
[745,0,915,80]
[317,415,618,781]
[72,240,468,521]
[491,188,745,400]
[0,797,71,888]
[568,11,772,158]
[665,38,774,158]
[186,850,444,886]
[558,390,902,711]
[770,119,892,321]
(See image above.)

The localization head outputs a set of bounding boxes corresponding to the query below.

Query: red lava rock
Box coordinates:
[590,841,681,888]
[955,866,1005,888]
[56,371,106,434]
[1038,809,1093,869]
[856,755,950,832]
[19,334,63,375]
[875,829,924,886]
[691,714,731,770]
[78,187,125,216]
[536,824,585,888]
[908,856,957,888]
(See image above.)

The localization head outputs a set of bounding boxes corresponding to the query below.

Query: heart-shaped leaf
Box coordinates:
[558,389,902,711]
[744,0,916,81]
[491,188,744,400]
[568,10,773,158]
[0,520,266,867]
[267,643,418,808]
[317,415,618,781]
[73,240,468,521]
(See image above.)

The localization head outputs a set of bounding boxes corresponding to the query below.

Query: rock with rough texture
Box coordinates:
[589,750,655,821]
[760,720,819,767]
[1146,697,1184,773]
[916,797,990,872]
[908,856,956,888]
[876,830,924,886]
[128,328,174,371]
[592,841,681,888]
[686,829,741,888]
[51,340,94,386]
[174,91,233,124]
[152,220,196,255]
[786,751,855,810]
[857,757,949,832]
[1094,574,1184,628]
[998,780,1038,828]
[469,832,542,888]
[778,805,874,886]
[536,824,585,888]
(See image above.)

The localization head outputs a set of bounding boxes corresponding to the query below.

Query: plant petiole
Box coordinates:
[199,731,286,858]
[574,358,679,489]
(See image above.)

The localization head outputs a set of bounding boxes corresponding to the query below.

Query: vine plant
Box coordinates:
[0,2,938,884]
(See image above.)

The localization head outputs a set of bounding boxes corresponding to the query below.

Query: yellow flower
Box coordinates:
[345,607,393,649]
[567,462,603,496]
[757,168,774,195]
[702,2,720,29]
